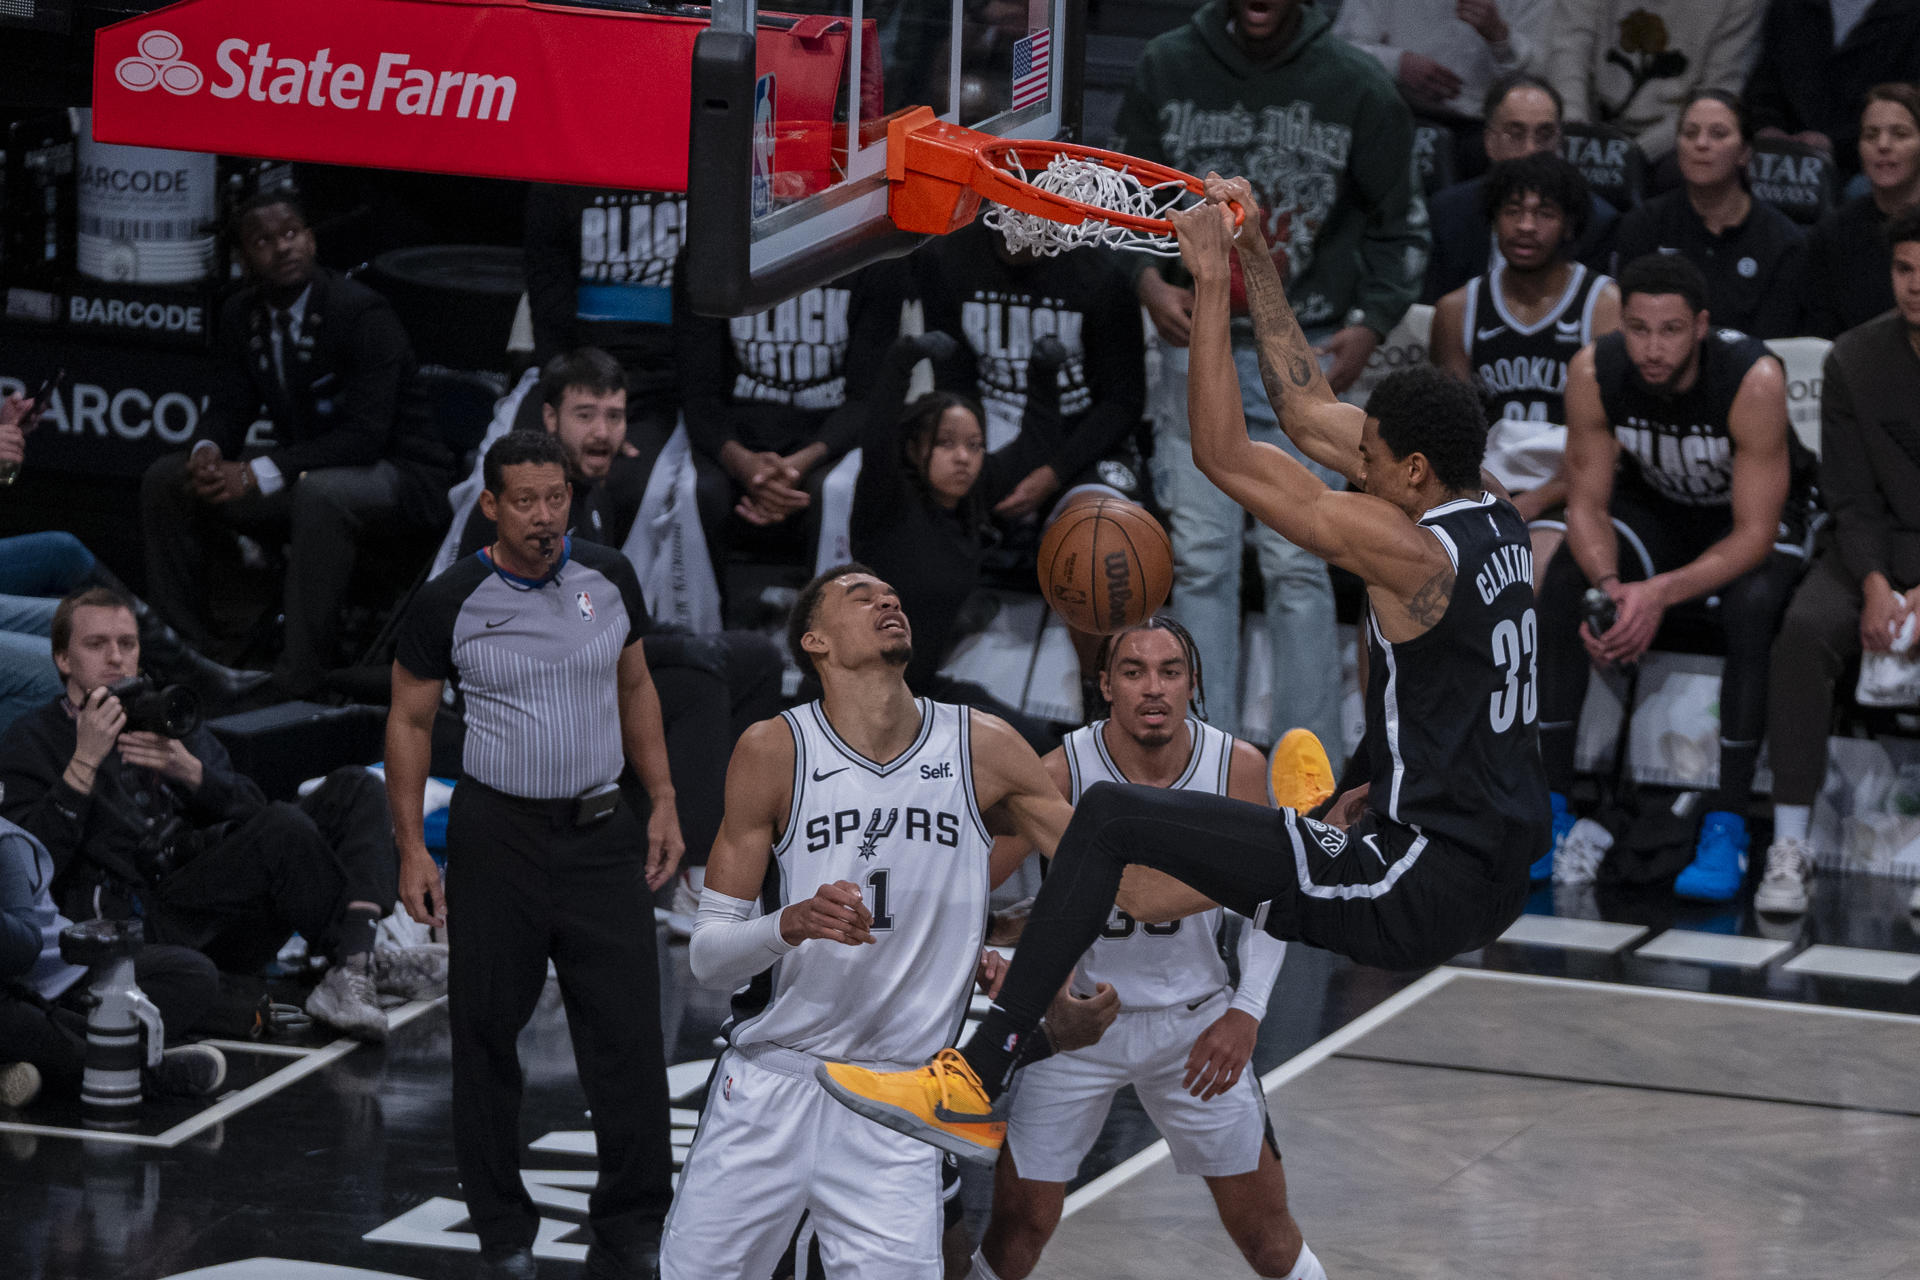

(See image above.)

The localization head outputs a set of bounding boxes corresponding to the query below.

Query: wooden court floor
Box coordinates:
[1038,969,1920,1280]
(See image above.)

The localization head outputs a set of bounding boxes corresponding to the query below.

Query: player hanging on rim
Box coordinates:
[815,177,1551,1190]
[971,616,1317,1280]
[659,565,1118,1280]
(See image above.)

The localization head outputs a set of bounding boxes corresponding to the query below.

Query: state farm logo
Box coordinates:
[115,31,205,96]
[110,30,517,122]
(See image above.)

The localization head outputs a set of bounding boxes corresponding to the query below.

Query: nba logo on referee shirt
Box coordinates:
[576,591,594,621]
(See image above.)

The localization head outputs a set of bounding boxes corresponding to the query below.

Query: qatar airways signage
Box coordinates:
[92,0,856,193]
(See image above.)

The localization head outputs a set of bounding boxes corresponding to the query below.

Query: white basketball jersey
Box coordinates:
[730,699,993,1068]
[1063,718,1235,1010]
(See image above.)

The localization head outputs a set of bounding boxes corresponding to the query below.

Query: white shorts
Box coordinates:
[660,1045,944,1280]
[1005,989,1270,1182]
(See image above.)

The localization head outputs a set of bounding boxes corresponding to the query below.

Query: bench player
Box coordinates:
[659,565,1117,1280]
[972,617,1312,1280]
[816,181,1549,1197]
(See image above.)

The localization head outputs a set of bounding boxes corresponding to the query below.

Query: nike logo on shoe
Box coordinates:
[812,767,849,781]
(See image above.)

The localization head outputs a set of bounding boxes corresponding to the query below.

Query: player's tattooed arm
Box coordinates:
[1406,569,1456,627]
[1201,174,1366,487]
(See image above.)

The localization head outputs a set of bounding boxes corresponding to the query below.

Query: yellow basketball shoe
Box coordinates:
[816,1049,1006,1165]
[1270,728,1335,812]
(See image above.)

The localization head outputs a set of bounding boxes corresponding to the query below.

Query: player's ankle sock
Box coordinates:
[1285,1242,1327,1280]
[1772,804,1811,843]
[967,1249,1009,1280]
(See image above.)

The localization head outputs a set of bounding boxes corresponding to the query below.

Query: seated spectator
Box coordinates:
[915,218,1149,521]
[1,815,226,1106]
[1,398,269,733]
[675,259,906,566]
[1424,73,1620,303]
[523,183,686,442]
[1335,0,1549,123]
[452,348,785,881]
[1548,0,1763,168]
[846,331,1062,750]
[1431,152,1621,569]
[1610,91,1806,338]
[0,588,435,1041]
[1537,254,1811,899]
[139,187,455,699]
[1801,83,1920,337]
[1757,210,1920,916]
[1745,0,1920,185]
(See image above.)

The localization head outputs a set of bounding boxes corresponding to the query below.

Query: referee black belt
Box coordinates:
[460,776,620,829]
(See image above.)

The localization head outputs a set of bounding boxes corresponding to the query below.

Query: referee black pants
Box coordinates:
[977,782,1528,1056]
[445,782,673,1254]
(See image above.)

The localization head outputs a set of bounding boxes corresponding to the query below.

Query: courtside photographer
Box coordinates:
[0,586,440,1042]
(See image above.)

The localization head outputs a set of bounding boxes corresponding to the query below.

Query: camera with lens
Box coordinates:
[1582,587,1618,638]
[106,676,201,739]
[133,814,202,884]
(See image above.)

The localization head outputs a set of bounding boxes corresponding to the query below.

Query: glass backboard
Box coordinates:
[686,0,1081,316]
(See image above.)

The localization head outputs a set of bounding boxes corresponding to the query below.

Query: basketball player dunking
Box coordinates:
[972,617,1317,1280]
[659,564,1117,1280]
[817,180,1552,1188]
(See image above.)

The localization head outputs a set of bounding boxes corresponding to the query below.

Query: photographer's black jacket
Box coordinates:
[0,700,265,919]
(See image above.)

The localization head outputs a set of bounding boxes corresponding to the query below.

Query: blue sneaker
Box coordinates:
[1534,792,1575,881]
[1673,811,1750,902]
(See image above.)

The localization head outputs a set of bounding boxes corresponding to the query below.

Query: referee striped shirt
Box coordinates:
[396,538,652,800]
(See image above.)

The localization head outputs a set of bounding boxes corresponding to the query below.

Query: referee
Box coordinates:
[387,431,684,1280]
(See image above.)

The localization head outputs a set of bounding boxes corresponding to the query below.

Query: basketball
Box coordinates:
[1036,497,1173,635]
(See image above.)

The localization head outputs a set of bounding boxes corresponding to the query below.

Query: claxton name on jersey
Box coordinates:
[208,40,518,122]
[1474,542,1534,605]
[802,806,964,854]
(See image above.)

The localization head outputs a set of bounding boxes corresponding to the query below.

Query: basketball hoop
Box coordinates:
[886,108,1239,258]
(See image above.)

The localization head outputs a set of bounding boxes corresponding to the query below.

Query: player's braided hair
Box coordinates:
[1093,614,1208,722]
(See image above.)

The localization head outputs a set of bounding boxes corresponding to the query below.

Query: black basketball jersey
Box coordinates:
[1593,327,1814,509]
[1365,494,1550,878]
[1461,262,1611,425]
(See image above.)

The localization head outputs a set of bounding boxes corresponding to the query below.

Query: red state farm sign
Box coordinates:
[92,0,857,192]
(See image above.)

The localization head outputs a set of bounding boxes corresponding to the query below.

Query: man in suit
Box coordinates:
[1757,209,1920,917]
[139,188,454,698]
[1422,72,1620,303]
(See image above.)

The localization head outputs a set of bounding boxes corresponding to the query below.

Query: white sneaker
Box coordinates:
[1551,819,1613,887]
[306,958,389,1043]
[1754,836,1813,915]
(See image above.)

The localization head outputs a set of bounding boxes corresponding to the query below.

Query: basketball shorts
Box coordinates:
[660,1045,944,1280]
[1005,988,1270,1182]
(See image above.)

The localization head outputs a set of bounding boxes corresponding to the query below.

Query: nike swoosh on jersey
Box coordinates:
[812,766,850,781]
[1476,325,1507,341]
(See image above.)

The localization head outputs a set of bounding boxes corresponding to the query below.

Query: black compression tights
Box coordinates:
[961,780,1287,1097]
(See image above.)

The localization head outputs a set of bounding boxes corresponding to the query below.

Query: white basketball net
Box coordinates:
[982,151,1189,257]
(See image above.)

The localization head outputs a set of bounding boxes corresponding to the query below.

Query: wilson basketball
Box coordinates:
[1036,498,1173,635]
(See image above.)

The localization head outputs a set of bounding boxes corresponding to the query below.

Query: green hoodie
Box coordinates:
[1112,0,1428,340]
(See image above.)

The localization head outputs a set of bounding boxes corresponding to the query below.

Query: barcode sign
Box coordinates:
[78,217,209,242]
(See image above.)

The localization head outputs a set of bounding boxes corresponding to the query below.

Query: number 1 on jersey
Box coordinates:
[864,868,895,932]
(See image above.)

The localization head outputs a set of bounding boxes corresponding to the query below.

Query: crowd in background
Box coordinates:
[7,0,1920,1125]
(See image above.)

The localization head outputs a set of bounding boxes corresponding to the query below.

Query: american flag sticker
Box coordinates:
[1011,30,1051,111]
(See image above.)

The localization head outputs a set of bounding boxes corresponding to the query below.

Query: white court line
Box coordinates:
[1450,967,1920,1025]
[197,1039,323,1058]
[0,997,444,1148]
[1060,967,1461,1218]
